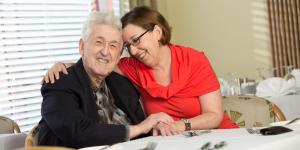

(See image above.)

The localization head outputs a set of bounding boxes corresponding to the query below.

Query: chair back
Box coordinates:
[0,116,21,133]
[15,146,75,150]
[25,125,39,147]
[223,96,286,128]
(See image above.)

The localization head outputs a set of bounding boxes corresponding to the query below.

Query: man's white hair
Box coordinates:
[81,12,121,41]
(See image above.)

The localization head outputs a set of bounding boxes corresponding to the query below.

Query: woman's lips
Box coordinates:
[137,51,146,60]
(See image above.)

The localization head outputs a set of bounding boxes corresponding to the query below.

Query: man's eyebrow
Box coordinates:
[96,36,105,40]
[95,36,120,44]
[108,39,120,44]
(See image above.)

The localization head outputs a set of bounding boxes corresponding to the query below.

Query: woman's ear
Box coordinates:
[79,39,84,56]
[153,25,163,42]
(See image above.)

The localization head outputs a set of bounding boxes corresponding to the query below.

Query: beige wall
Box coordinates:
[156,0,272,79]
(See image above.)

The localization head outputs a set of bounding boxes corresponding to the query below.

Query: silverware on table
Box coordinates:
[246,128,260,134]
[183,130,212,137]
[140,142,157,150]
[285,118,300,125]
[99,143,121,150]
[183,131,198,137]
[98,145,110,150]
[200,141,227,150]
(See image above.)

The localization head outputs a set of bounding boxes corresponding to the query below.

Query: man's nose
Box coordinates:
[100,44,109,56]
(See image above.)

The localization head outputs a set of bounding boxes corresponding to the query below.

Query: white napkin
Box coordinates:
[256,77,296,97]
[291,69,300,89]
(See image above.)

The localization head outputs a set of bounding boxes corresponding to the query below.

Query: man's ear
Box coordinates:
[79,39,84,56]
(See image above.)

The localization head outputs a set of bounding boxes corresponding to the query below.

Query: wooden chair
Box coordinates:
[223,96,286,128]
[25,125,39,147]
[15,146,75,150]
[0,116,21,133]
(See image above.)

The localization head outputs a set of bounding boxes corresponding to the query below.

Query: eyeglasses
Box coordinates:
[123,29,151,52]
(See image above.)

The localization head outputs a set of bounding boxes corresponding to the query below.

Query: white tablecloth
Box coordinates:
[266,94,300,120]
[114,124,300,150]
[0,133,27,150]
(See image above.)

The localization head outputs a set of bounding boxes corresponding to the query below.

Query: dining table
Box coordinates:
[266,94,300,120]
[101,121,300,150]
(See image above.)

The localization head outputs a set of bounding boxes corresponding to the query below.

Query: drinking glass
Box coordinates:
[226,72,241,95]
[256,67,266,81]
[282,65,297,94]
[267,67,278,78]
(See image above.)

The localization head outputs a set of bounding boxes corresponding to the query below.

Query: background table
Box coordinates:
[266,94,300,120]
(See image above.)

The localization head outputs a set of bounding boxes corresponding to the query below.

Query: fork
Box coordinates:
[140,142,158,150]
[183,131,198,137]
[246,128,260,134]
[183,130,212,137]
[285,118,300,125]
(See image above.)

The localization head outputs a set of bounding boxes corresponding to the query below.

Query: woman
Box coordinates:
[44,6,238,136]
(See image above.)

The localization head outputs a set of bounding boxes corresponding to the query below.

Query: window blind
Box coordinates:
[0,0,90,132]
[0,0,129,133]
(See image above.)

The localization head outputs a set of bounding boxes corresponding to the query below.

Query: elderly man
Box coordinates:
[38,12,172,148]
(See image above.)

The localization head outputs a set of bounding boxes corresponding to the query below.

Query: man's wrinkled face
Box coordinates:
[80,24,123,79]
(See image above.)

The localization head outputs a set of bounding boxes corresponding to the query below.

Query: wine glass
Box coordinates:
[226,72,241,95]
[256,67,266,81]
[267,67,277,78]
[282,65,297,95]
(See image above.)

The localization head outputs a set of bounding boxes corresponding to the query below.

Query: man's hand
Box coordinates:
[41,62,69,84]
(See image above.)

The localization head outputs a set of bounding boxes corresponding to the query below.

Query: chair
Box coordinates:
[223,96,286,128]
[0,116,21,133]
[15,146,75,150]
[25,125,39,147]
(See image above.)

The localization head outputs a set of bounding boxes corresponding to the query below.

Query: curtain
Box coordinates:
[129,0,157,10]
[267,0,300,77]
[92,0,130,16]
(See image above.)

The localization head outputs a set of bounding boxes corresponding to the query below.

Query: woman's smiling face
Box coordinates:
[122,24,162,67]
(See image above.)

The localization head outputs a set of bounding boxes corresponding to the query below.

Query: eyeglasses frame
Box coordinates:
[123,28,152,52]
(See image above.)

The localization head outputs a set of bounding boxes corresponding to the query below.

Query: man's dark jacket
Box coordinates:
[38,59,145,148]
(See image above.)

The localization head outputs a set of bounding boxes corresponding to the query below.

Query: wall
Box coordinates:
[157,0,272,79]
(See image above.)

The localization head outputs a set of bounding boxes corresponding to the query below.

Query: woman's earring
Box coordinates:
[158,40,162,47]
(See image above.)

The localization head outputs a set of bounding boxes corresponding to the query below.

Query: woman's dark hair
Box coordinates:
[121,6,171,45]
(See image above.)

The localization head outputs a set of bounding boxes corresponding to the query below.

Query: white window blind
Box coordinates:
[0,0,128,133]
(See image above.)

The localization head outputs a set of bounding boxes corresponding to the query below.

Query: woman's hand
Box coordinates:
[129,112,174,138]
[152,121,182,136]
[140,112,174,134]
[41,62,70,84]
